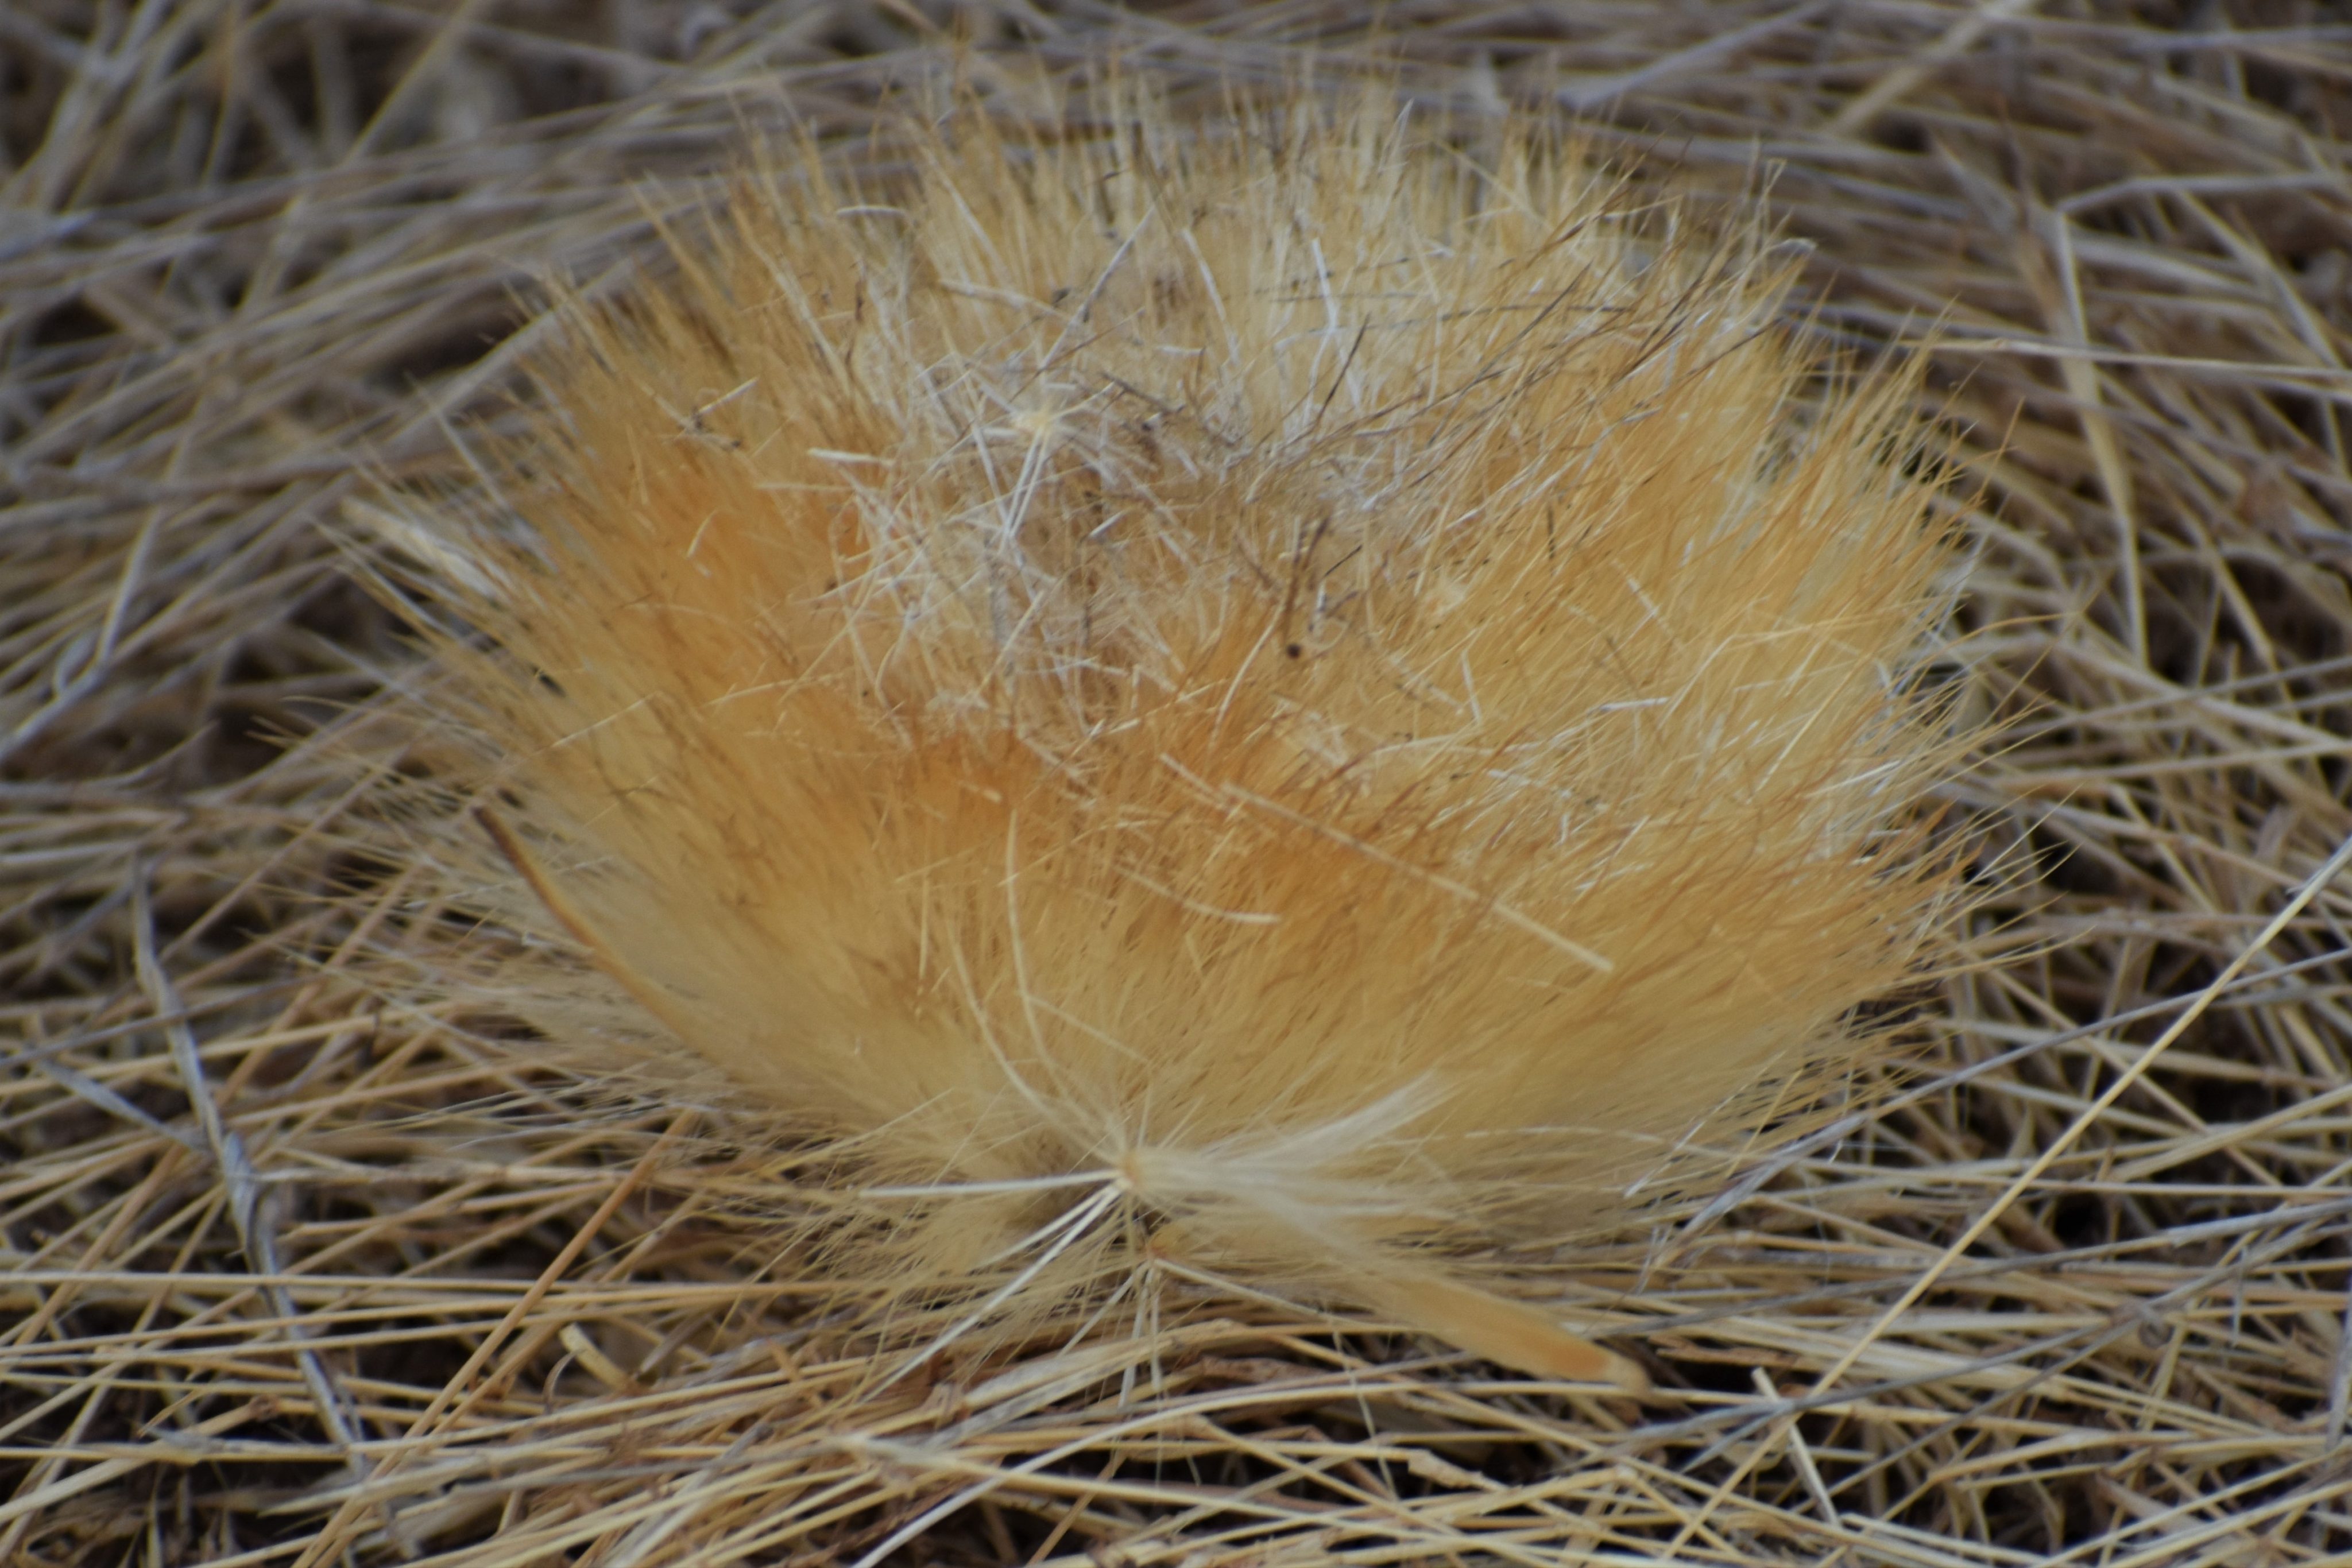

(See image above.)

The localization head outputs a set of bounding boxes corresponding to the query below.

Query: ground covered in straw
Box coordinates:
[5,2,2351,1565]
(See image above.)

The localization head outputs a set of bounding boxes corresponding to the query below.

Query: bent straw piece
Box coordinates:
[474,804,698,1046]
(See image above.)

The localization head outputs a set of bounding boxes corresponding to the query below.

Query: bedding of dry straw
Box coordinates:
[5,2,2351,1564]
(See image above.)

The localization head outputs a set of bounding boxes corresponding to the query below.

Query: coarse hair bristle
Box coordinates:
[408,90,1963,1391]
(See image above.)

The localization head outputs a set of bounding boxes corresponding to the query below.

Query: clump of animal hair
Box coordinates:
[407,90,1961,1392]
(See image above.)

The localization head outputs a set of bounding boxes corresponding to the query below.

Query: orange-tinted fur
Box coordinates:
[422,98,1954,1390]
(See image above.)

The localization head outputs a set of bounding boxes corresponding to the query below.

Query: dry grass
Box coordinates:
[4,3,2350,1565]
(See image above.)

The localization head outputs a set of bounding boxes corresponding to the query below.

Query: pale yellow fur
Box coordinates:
[424,96,1955,1389]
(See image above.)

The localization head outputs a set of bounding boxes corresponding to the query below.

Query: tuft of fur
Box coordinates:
[413,98,1958,1389]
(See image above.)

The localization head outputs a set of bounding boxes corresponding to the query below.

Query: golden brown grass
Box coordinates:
[5,3,2351,1566]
